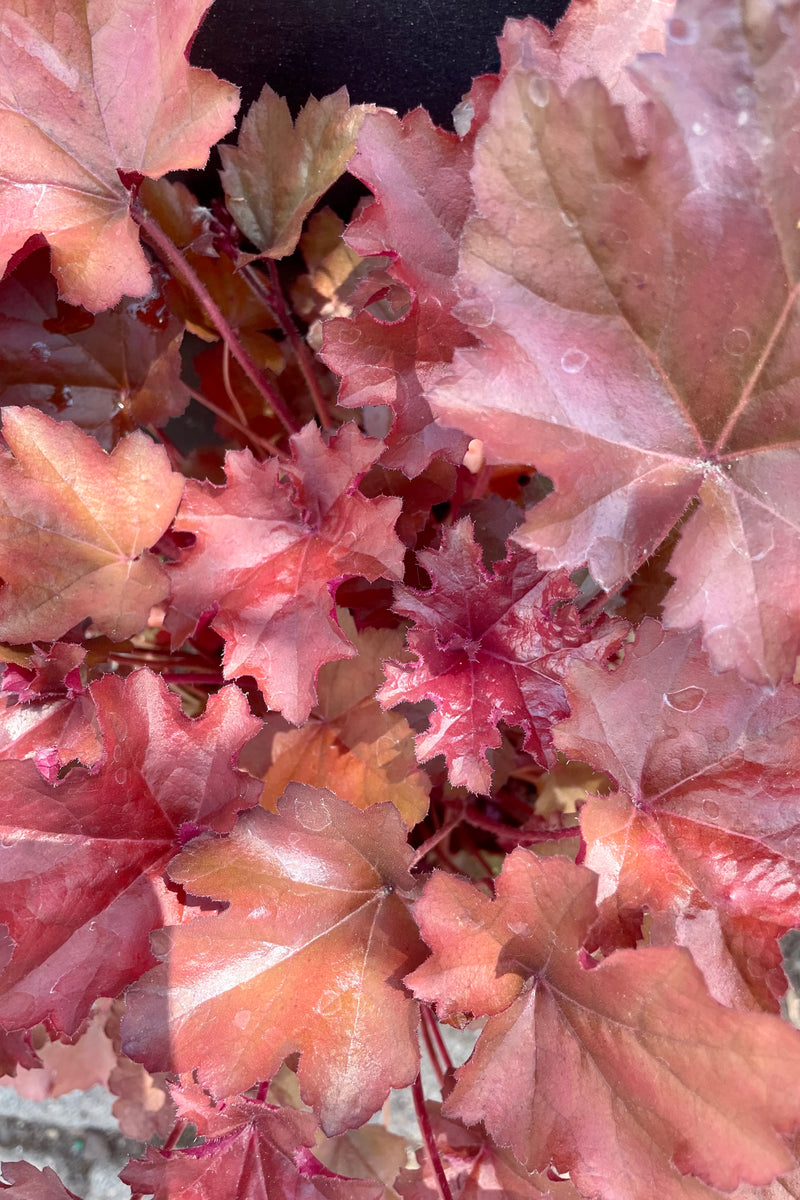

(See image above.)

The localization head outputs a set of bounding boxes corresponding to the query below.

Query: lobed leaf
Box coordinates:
[165,421,404,724]
[0,0,239,310]
[408,852,800,1199]
[431,0,800,683]
[123,787,424,1136]
[0,407,184,644]
[0,669,261,1036]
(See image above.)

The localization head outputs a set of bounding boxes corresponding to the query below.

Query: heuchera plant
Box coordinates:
[2,0,800,1196]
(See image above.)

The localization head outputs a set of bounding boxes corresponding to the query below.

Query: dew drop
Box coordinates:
[114,768,127,786]
[336,323,361,345]
[691,120,708,137]
[737,109,749,127]
[608,226,629,245]
[560,209,578,228]
[294,795,331,832]
[663,686,706,713]
[233,1009,251,1030]
[561,348,588,374]
[527,75,550,108]
[452,296,494,328]
[723,327,751,355]
[667,16,699,44]
[702,799,721,820]
[663,725,680,740]
[508,920,532,937]
[713,725,730,743]
[30,341,51,362]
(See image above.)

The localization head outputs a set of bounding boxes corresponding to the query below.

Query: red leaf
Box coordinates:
[121,1098,383,1200]
[0,248,188,446]
[123,787,424,1135]
[0,1162,80,1198]
[0,407,184,644]
[555,618,800,1011]
[431,0,800,683]
[378,518,624,794]
[0,669,261,1035]
[0,0,239,311]
[321,105,487,476]
[165,422,404,723]
[407,852,800,1198]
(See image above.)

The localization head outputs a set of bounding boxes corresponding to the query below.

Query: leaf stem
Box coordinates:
[425,1009,454,1077]
[411,809,463,867]
[420,1008,446,1087]
[184,385,283,458]
[412,1075,454,1200]
[160,1118,187,1153]
[132,202,300,435]
[246,260,335,430]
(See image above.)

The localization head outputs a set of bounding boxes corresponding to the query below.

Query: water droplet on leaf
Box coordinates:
[294,795,331,832]
[702,799,721,819]
[561,348,588,374]
[527,75,550,108]
[452,296,494,328]
[664,686,706,712]
[723,327,751,355]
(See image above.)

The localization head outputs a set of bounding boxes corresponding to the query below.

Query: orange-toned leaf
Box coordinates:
[0,407,183,643]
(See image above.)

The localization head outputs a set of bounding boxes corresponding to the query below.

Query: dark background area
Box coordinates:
[190,0,569,126]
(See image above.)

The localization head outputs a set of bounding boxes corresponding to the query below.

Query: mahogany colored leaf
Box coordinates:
[243,615,429,827]
[0,669,261,1036]
[431,0,800,683]
[407,852,800,1199]
[396,1101,578,1200]
[554,619,800,1011]
[122,1097,383,1200]
[378,518,623,794]
[123,788,424,1135]
[0,407,184,643]
[0,1162,80,1198]
[165,421,404,724]
[220,86,371,260]
[0,248,188,447]
[0,0,239,311]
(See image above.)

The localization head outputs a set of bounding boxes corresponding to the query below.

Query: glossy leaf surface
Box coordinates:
[123,788,424,1135]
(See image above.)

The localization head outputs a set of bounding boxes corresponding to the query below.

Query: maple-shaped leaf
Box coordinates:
[0,0,239,311]
[553,618,800,1012]
[315,1122,409,1197]
[0,1161,81,1199]
[431,0,800,683]
[0,248,188,447]
[242,614,429,827]
[0,669,261,1036]
[165,421,404,724]
[122,1097,383,1200]
[396,1101,579,1200]
[123,787,424,1135]
[0,407,184,644]
[407,852,800,1199]
[220,86,371,260]
[378,518,623,794]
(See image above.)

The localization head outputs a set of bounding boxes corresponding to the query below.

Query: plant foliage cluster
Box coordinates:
[0,0,799,1196]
